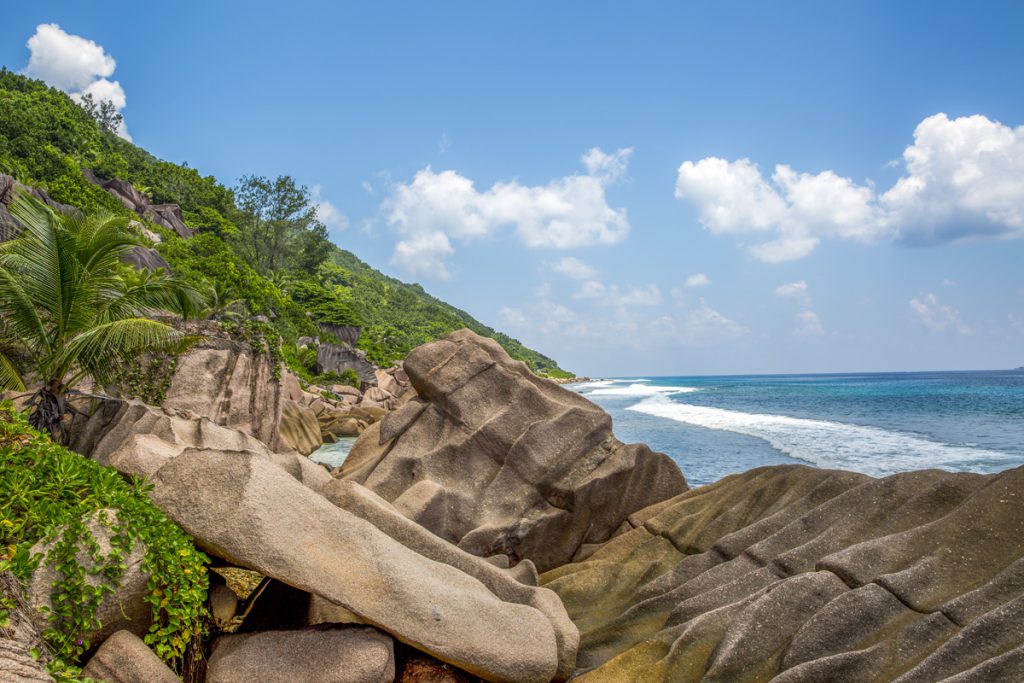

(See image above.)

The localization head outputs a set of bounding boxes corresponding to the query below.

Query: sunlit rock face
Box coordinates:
[340,328,688,572]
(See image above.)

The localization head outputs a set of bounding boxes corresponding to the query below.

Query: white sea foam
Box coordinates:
[628,395,1014,477]
[584,383,701,397]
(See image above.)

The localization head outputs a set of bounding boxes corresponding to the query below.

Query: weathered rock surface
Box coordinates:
[27,511,151,649]
[68,397,330,491]
[0,174,77,242]
[81,630,178,683]
[162,334,288,451]
[541,464,1024,682]
[150,449,577,682]
[319,322,362,348]
[318,342,377,385]
[321,479,577,678]
[70,397,274,479]
[83,171,193,237]
[278,399,323,455]
[0,639,52,683]
[207,627,395,683]
[123,245,171,272]
[340,329,687,571]
[0,573,54,683]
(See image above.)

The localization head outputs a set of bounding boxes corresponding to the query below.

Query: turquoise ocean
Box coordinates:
[570,370,1024,486]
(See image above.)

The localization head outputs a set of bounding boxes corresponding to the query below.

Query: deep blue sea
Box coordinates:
[570,370,1024,486]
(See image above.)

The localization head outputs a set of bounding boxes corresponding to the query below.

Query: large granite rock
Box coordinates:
[123,245,171,272]
[0,174,77,242]
[541,464,1024,681]
[149,449,577,682]
[206,628,394,683]
[68,398,329,490]
[27,511,151,650]
[82,171,193,237]
[278,399,322,455]
[317,342,377,386]
[81,630,178,683]
[340,329,687,571]
[162,335,288,451]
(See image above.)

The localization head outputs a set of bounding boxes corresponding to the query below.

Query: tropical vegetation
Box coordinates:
[0,402,209,679]
[0,194,199,441]
[0,67,571,377]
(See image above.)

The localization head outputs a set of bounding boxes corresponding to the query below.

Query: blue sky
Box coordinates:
[3,2,1023,375]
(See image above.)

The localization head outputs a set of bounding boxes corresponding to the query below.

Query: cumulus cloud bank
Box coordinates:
[675,113,1024,261]
[382,147,632,279]
[24,24,131,140]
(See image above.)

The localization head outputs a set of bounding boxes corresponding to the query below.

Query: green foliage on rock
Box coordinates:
[0,403,209,675]
[0,68,571,377]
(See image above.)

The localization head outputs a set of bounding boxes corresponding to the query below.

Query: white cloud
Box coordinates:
[511,298,590,337]
[24,24,131,140]
[675,113,1024,261]
[881,113,1024,243]
[688,301,748,338]
[439,132,452,153]
[648,300,748,345]
[684,273,710,288]
[76,77,126,109]
[774,280,811,306]
[550,256,597,280]
[498,306,527,327]
[910,293,971,334]
[25,23,115,91]
[390,231,454,280]
[311,185,349,233]
[794,310,825,337]
[581,147,633,183]
[381,148,631,278]
[573,281,662,307]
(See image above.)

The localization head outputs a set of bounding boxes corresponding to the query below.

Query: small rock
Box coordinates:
[206,628,394,683]
[81,631,178,683]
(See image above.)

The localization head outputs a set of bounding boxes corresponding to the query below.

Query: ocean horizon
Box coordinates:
[570,369,1024,486]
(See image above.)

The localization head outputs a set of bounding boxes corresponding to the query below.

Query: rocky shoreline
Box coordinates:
[3,329,1022,682]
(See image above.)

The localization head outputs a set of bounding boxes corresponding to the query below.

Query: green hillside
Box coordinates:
[0,68,570,377]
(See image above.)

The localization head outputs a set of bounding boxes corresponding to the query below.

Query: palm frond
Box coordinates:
[0,352,25,391]
[57,318,190,386]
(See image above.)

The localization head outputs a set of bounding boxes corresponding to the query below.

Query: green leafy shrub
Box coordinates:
[0,403,209,675]
[316,368,360,389]
[218,319,285,381]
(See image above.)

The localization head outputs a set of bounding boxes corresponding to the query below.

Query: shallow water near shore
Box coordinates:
[572,370,1024,486]
[311,436,358,469]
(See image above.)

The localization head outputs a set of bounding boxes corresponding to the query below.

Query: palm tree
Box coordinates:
[200,280,245,321]
[0,194,201,442]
